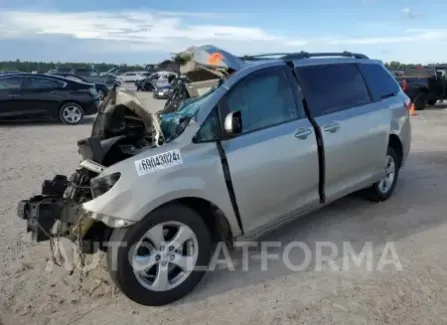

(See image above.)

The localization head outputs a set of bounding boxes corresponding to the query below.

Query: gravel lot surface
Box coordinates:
[1,89,447,325]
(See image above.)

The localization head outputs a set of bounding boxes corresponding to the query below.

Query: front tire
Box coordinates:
[362,147,400,202]
[107,203,211,306]
[59,102,84,125]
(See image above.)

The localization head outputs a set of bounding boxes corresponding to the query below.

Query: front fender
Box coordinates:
[82,141,243,237]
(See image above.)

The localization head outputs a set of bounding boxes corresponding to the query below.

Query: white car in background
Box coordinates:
[117,71,150,83]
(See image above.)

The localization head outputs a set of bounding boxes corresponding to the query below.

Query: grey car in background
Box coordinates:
[17,45,411,307]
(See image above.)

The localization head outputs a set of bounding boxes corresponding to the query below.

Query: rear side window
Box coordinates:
[297,63,371,116]
[28,77,64,89]
[0,76,23,90]
[358,63,400,100]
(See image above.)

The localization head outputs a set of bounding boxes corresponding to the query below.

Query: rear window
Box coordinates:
[358,63,400,100]
[296,63,371,116]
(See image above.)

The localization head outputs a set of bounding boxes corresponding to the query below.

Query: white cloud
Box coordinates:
[328,29,445,45]
[0,9,447,62]
[0,9,305,53]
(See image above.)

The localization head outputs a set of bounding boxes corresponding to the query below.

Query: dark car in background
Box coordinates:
[395,66,447,110]
[0,70,22,76]
[135,73,160,91]
[48,73,110,100]
[0,73,100,125]
[152,79,173,99]
[50,68,118,87]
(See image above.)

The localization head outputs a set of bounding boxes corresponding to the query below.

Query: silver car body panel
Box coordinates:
[82,50,411,240]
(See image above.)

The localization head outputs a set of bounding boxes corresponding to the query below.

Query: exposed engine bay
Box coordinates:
[17,44,232,256]
[18,85,165,253]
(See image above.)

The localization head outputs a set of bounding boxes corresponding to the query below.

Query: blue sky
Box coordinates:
[0,0,446,64]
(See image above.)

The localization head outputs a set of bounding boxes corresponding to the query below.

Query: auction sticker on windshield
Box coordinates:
[134,149,183,176]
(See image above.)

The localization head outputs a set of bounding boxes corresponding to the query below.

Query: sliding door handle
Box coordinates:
[322,121,340,133]
[295,128,312,139]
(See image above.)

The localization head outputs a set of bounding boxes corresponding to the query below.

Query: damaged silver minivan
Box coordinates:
[17,45,411,306]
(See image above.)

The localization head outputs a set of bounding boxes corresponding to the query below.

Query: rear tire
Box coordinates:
[427,99,437,106]
[362,147,400,202]
[59,102,84,125]
[414,92,427,110]
[107,203,212,306]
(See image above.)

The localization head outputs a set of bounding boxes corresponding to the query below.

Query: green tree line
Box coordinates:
[1,59,446,73]
[0,59,147,73]
[384,61,445,70]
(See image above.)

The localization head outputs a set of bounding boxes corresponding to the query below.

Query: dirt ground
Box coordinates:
[1,90,447,324]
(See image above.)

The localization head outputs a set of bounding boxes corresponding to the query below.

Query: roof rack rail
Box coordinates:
[239,53,293,60]
[240,51,369,61]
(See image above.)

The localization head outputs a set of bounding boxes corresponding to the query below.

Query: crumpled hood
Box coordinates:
[91,86,163,141]
[174,44,247,79]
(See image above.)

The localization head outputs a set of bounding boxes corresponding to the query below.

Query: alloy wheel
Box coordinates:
[378,155,396,194]
[61,106,83,124]
[131,221,199,292]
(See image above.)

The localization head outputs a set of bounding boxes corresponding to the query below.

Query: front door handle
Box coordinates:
[322,121,340,133]
[295,128,312,139]
[8,94,19,99]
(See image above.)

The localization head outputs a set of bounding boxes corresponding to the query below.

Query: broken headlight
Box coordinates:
[90,172,121,198]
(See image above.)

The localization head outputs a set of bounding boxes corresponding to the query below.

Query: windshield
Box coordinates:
[160,86,218,141]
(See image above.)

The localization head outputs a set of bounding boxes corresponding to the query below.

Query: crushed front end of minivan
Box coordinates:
[17,85,166,251]
[16,45,240,306]
[17,45,232,253]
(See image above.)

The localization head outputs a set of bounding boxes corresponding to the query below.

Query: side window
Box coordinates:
[28,78,64,89]
[0,77,23,90]
[195,107,221,142]
[297,63,371,116]
[358,63,400,100]
[225,67,299,133]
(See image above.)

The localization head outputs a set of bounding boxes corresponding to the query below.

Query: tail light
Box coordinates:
[402,79,409,92]
[89,86,97,96]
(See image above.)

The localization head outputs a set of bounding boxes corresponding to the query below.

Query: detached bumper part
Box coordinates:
[17,197,62,242]
[87,212,136,228]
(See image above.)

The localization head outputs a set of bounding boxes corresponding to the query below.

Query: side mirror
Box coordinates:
[224,110,242,136]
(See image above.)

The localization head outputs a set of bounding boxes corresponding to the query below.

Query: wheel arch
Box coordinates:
[388,133,403,168]
[135,196,235,248]
[86,196,235,252]
[59,100,84,108]
[163,197,233,247]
